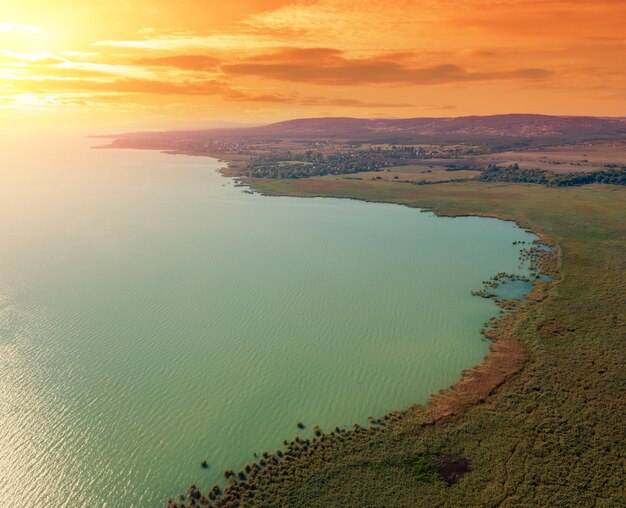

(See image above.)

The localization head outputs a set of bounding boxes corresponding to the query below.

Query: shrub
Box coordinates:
[412,458,437,483]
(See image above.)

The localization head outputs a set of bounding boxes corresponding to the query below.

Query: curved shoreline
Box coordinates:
[167,164,560,507]
[242,178,561,421]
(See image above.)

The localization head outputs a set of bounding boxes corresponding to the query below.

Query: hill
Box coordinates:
[106,114,626,148]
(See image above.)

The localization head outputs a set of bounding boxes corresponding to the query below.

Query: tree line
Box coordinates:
[477,164,626,187]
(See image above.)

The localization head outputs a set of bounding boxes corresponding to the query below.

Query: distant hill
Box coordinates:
[106,114,626,147]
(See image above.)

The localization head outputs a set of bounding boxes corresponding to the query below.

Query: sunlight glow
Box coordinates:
[0,22,39,33]
[0,1,623,126]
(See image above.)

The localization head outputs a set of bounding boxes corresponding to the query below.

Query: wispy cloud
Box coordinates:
[1,71,411,109]
[93,33,285,51]
[134,55,220,71]
[0,22,39,33]
[0,50,64,65]
[221,48,555,86]
[1,0,623,118]
[227,92,412,108]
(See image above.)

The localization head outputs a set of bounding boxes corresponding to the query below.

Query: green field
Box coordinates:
[322,165,481,184]
[182,177,625,507]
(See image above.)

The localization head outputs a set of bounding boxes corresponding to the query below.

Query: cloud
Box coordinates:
[0,22,39,33]
[3,72,410,108]
[5,76,228,96]
[305,97,412,108]
[0,50,65,65]
[448,1,626,40]
[134,55,220,70]
[88,79,228,96]
[227,92,412,108]
[221,48,555,86]
[93,33,285,51]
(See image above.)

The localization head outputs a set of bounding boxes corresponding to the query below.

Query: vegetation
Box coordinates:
[239,145,473,179]
[411,457,438,484]
[478,164,626,186]
[169,176,624,507]
[107,127,626,187]
[233,145,625,187]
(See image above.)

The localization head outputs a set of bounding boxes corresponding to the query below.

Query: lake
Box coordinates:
[0,134,537,506]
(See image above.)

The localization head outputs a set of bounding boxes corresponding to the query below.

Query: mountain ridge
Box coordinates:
[106,114,626,146]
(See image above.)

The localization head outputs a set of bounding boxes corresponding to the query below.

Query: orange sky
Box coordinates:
[1,0,624,128]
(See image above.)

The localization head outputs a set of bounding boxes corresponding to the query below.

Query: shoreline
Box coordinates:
[99,138,624,507]
[227,167,560,424]
[99,146,570,506]
[157,153,561,507]
[231,172,560,417]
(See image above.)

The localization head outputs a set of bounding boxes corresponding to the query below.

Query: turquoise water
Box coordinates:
[0,134,537,507]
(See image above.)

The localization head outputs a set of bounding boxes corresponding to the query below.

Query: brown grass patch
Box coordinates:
[409,339,527,426]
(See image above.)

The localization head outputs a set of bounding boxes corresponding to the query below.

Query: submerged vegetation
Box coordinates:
[168,175,624,507]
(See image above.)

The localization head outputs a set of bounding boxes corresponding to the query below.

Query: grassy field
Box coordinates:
[327,165,481,184]
[175,178,625,507]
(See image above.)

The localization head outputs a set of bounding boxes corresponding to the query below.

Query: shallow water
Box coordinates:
[0,134,537,507]
[492,279,534,301]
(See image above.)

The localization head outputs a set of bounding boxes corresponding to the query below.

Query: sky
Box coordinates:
[0,0,624,128]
